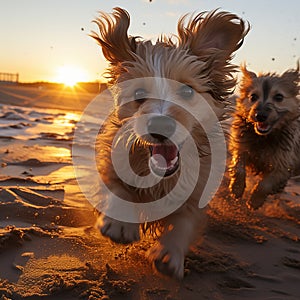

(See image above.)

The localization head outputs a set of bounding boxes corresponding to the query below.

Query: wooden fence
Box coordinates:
[0,72,19,83]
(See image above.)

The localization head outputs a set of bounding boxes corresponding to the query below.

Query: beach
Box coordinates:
[0,83,300,300]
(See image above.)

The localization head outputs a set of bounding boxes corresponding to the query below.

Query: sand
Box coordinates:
[0,83,299,300]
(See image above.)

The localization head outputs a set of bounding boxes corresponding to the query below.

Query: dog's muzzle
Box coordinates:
[254,110,272,135]
[147,116,180,177]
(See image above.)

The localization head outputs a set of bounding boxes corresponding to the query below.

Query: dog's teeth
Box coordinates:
[150,156,166,170]
[149,155,179,174]
[171,156,178,165]
[150,156,178,168]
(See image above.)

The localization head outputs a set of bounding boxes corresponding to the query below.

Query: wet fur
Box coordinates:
[229,63,300,209]
[92,7,249,278]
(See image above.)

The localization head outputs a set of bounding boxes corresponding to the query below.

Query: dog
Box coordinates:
[91,7,248,278]
[229,63,300,209]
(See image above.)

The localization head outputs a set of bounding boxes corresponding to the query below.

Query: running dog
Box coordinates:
[92,7,249,278]
[229,63,300,209]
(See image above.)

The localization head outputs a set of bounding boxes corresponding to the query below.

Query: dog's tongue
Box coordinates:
[151,143,178,167]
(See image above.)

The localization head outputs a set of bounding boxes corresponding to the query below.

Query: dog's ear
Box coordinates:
[178,10,250,101]
[178,10,250,57]
[241,64,257,80]
[280,61,300,96]
[239,64,256,97]
[91,7,137,65]
[281,61,300,85]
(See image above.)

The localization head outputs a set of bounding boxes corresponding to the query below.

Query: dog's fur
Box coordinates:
[229,63,300,209]
[92,7,248,278]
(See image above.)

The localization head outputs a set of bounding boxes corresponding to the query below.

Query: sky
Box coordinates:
[0,0,299,83]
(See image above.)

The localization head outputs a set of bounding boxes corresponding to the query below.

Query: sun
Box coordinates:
[55,65,88,87]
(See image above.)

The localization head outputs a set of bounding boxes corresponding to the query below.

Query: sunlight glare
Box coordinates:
[55,65,88,87]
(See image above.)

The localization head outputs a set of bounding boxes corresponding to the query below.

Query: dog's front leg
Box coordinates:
[247,171,290,209]
[95,193,140,244]
[229,152,246,199]
[96,215,140,244]
[147,206,206,279]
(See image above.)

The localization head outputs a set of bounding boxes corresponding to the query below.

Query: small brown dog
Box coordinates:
[92,7,248,278]
[229,63,300,209]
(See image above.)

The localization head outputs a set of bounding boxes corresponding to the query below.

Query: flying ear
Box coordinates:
[178,10,250,57]
[281,60,300,85]
[279,61,300,97]
[91,7,137,64]
[240,63,257,80]
[239,63,257,97]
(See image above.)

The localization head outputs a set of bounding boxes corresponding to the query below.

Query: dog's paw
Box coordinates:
[96,216,140,244]
[147,242,185,279]
[229,177,245,199]
[247,192,266,210]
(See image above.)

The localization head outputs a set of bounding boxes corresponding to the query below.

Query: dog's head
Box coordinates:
[237,63,300,135]
[92,8,249,177]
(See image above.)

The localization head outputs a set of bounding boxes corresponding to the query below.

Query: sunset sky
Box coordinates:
[0,0,299,83]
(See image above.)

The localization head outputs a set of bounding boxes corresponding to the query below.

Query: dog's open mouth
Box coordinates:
[254,121,272,135]
[149,142,180,177]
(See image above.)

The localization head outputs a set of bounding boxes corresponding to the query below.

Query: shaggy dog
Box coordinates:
[229,64,300,209]
[91,7,248,278]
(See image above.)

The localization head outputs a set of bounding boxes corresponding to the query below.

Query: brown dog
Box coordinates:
[229,63,300,209]
[91,7,248,278]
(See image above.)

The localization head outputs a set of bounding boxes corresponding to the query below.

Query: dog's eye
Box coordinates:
[178,85,194,99]
[273,93,284,102]
[134,88,148,103]
[249,93,259,102]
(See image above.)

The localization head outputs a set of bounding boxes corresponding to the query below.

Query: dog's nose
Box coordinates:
[255,111,268,122]
[147,115,176,140]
